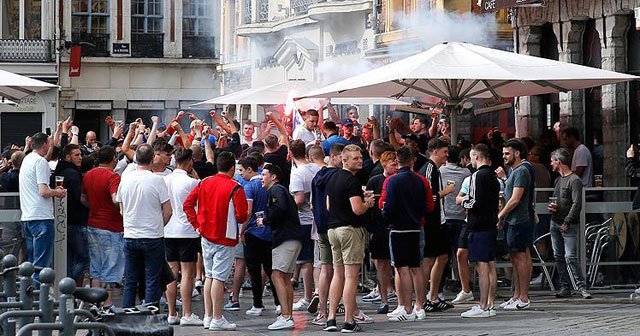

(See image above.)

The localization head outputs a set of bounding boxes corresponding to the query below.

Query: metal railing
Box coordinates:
[71,32,110,57]
[0,40,53,62]
[131,33,164,58]
[290,0,314,16]
[182,36,215,59]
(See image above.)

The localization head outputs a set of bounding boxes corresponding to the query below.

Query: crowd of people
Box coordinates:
[0,104,607,332]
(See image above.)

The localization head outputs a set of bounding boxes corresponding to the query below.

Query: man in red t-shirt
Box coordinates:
[81,145,124,308]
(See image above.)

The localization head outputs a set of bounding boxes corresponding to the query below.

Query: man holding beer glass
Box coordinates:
[548,148,592,299]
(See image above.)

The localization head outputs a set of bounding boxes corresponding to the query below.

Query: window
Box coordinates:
[182,0,213,36]
[72,0,109,34]
[132,0,163,33]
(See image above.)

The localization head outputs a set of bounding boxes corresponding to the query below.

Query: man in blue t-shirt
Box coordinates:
[238,156,279,316]
[497,139,533,311]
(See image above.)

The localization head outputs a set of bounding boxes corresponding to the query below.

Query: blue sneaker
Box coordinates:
[223,300,240,311]
[377,304,389,314]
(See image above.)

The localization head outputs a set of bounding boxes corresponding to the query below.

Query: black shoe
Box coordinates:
[323,319,338,332]
[423,300,441,312]
[308,295,320,314]
[336,303,345,315]
[436,299,454,311]
[341,321,363,333]
[556,289,572,298]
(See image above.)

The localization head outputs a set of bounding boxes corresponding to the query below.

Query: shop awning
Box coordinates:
[477,0,545,13]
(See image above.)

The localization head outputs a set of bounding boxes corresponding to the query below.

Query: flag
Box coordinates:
[69,46,82,77]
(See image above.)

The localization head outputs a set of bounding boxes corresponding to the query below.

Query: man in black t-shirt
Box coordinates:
[364,150,398,314]
[263,134,291,188]
[324,145,375,333]
[418,138,456,312]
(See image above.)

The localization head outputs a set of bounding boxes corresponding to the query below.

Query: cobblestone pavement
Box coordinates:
[170,289,640,336]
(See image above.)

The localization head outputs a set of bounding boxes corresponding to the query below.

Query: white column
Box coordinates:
[40,0,53,40]
[63,0,72,41]
[19,0,25,39]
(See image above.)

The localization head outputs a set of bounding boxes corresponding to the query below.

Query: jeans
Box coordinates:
[123,238,166,308]
[21,220,54,283]
[550,220,585,290]
[243,233,279,308]
[67,225,89,283]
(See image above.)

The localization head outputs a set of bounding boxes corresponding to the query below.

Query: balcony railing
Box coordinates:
[0,39,53,62]
[182,36,215,59]
[131,33,164,58]
[290,0,313,16]
[72,32,110,57]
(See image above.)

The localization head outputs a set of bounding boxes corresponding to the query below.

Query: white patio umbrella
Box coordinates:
[299,42,639,141]
[190,80,410,108]
[0,68,57,101]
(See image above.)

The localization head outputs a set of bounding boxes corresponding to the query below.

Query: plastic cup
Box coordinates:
[594,175,603,187]
[255,211,264,227]
[55,176,64,188]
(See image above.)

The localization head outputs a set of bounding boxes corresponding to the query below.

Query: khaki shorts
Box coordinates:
[272,240,302,274]
[328,226,366,266]
[318,233,333,265]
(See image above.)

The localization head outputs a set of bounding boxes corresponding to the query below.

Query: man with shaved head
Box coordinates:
[82,130,100,155]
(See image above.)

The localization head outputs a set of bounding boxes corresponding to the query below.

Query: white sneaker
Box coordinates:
[504,298,530,310]
[292,297,310,311]
[246,306,264,316]
[180,313,204,326]
[353,311,374,324]
[203,315,212,329]
[167,314,180,325]
[452,290,474,304]
[529,273,543,285]
[489,306,497,317]
[194,279,204,289]
[209,316,236,331]
[268,315,295,330]
[387,305,405,317]
[414,306,427,320]
[461,305,491,318]
[498,298,515,309]
[275,305,282,315]
[388,307,416,322]
[362,289,378,301]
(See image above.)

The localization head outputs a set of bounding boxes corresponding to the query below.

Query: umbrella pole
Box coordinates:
[445,104,458,144]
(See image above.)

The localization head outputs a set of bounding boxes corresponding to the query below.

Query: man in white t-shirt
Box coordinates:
[561,127,593,187]
[289,140,322,312]
[163,147,203,326]
[116,144,172,308]
[292,109,322,145]
[19,132,66,278]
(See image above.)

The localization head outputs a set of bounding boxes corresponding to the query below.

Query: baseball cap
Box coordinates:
[342,118,354,127]
[402,133,419,142]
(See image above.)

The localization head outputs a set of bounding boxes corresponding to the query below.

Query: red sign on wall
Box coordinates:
[69,46,82,77]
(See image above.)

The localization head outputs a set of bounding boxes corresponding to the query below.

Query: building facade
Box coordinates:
[504,0,640,186]
[58,0,221,142]
[0,0,58,148]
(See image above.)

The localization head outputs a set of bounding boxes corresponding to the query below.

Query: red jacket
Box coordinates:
[184,173,248,246]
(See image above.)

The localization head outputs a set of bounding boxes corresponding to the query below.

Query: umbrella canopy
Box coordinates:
[190,81,409,108]
[300,42,638,101]
[0,69,58,101]
[299,42,638,141]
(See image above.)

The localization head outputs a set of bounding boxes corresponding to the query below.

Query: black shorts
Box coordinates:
[443,219,465,251]
[390,231,422,268]
[506,221,534,253]
[369,230,391,260]
[458,224,471,249]
[165,238,200,262]
[296,225,313,264]
[468,230,497,262]
[423,224,451,258]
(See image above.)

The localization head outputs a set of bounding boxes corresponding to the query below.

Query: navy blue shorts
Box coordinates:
[468,230,497,262]
[424,224,451,258]
[506,221,534,253]
[296,225,314,263]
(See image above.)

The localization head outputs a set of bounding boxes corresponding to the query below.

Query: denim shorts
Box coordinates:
[87,226,125,283]
[201,238,234,282]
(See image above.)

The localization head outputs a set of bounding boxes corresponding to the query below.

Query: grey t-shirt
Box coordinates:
[504,164,531,226]
[551,173,582,227]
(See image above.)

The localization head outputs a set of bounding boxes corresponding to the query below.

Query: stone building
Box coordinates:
[503,0,640,186]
